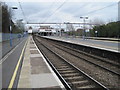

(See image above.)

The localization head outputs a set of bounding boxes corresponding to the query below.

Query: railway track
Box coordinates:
[34,36,109,90]
[46,39,120,76]
[41,38,120,76]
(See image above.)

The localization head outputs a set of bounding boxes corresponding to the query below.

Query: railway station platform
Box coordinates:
[42,36,119,53]
[18,36,65,89]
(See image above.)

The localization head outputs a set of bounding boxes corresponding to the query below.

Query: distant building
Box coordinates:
[38,26,56,36]
[118,1,120,21]
[28,29,32,34]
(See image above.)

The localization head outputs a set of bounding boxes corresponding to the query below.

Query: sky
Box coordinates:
[3,0,120,29]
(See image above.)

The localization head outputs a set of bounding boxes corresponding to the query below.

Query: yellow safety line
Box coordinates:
[8,39,28,89]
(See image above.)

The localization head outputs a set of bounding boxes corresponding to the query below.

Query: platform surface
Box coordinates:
[18,36,65,89]
[43,36,120,53]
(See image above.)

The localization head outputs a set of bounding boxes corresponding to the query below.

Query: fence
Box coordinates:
[0,33,20,42]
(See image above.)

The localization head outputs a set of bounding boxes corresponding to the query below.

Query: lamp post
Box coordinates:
[9,6,18,47]
[80,16,88,40]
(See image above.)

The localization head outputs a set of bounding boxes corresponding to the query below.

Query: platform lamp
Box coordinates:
[9,6,18,47]
[80,16,88,40]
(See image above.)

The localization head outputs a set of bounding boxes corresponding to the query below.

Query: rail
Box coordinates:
[34,36,108,89]
[38,35,120,61]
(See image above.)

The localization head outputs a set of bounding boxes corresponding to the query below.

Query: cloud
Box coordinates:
[6,1,118,24]
[4,0,120,2]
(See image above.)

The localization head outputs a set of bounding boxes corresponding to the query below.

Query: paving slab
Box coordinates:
[18,36,65,89]
[30,54,42,58]
[31,74,61,88]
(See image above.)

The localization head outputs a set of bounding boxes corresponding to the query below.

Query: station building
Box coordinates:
[38,26,56,36]
[28,29,32,34]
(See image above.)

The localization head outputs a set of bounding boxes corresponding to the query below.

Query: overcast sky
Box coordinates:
[4,0,119,28]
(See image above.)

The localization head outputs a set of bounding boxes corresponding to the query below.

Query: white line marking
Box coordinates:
[0,38,27,64]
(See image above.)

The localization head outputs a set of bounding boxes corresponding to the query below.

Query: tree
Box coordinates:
[1,2,12,33]
[1,2,23,34]
[91,18,105,26]
[66,24,75,35]
[29,26,32,29]
[90,21,119,38]
[16,20,25,33]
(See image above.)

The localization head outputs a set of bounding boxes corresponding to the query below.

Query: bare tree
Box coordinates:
[91,18,105,26]
[16,20,25,32]
[66,23,75,35]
